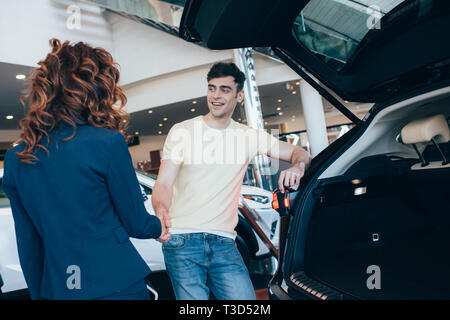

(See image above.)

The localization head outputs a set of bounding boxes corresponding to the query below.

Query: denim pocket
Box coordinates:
[162,234,188,250]
[217,236,235,246]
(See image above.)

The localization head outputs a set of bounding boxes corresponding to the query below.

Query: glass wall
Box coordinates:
[86,0,186,28]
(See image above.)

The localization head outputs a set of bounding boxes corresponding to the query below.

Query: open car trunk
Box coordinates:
[306,154,450,299]
[286,93,450,300]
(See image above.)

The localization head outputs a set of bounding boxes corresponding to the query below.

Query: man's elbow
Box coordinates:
[299,147,312,164]
[291,146,311,165]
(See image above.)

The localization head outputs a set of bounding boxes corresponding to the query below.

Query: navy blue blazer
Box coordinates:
[2,123,162,300]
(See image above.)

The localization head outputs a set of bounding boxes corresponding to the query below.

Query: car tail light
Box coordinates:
[284,197,290,208]
[272,190,290,215]
[272,193,279,210]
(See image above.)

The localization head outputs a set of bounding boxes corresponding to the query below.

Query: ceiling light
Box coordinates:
[292,91,297,95]
[278,112,283,116]
[295,81,300,85]
[277,99,282,103]
[122,120,127,123]
[163,117,168,121]
[148,110,153,114]
[238,118,241,121]
[192,100,197,104]
[158,123,163,127]
[264,121,268,125]
[344,101,349,103]
[276,107,281,111]
[6,115,14,120]
[135,131,139,135]
[16,74,26,80]
[190,108,196,112]
[158,131,162,135]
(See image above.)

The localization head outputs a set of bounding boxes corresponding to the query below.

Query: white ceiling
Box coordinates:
[0,61,372,139]
[0,62,32,130]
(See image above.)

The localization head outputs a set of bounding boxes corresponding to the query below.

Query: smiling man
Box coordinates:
[152,62,311,300]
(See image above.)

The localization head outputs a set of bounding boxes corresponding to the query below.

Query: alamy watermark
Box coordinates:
[66,265,81,290]
[66,5,81,30]
[366,265,381,290]
[164,123,280,175]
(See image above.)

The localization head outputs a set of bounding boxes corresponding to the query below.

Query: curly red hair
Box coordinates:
[16,38,129,164]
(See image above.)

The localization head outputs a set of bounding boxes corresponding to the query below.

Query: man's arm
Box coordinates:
[267,141,311,193]
[152,159,182,242]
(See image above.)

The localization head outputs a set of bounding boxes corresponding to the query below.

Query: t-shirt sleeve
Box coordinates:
[161,124,185,164]
[256,128,279,156]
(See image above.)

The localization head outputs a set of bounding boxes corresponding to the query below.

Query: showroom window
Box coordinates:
[293,0,405,71]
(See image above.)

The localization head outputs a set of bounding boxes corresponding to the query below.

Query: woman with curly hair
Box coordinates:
[2,39,169,300]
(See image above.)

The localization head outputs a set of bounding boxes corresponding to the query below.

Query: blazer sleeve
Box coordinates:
[106,132,162,239]
[2,159,44,300]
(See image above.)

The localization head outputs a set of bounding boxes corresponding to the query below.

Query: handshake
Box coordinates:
[155,207,171,243]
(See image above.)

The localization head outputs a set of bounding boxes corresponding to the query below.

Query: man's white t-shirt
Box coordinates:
[161,115,278,239]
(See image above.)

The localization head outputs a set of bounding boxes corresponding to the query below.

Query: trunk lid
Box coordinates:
[180,0,450,105]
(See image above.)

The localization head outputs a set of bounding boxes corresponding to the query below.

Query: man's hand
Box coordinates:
[267,141,310,193]
[157,228,171,243]
[278,162,306,193]
[156,214,171,243]
[156,207,171,243]
[156,207,172,229]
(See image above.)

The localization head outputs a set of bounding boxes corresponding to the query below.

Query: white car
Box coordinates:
[0,168,279,298]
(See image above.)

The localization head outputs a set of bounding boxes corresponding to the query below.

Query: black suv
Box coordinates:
[180,0,450,299]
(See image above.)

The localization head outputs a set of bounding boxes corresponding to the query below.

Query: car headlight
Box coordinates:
[242,194,269,204]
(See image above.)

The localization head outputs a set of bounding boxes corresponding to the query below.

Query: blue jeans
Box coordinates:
[162,233,256,300]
